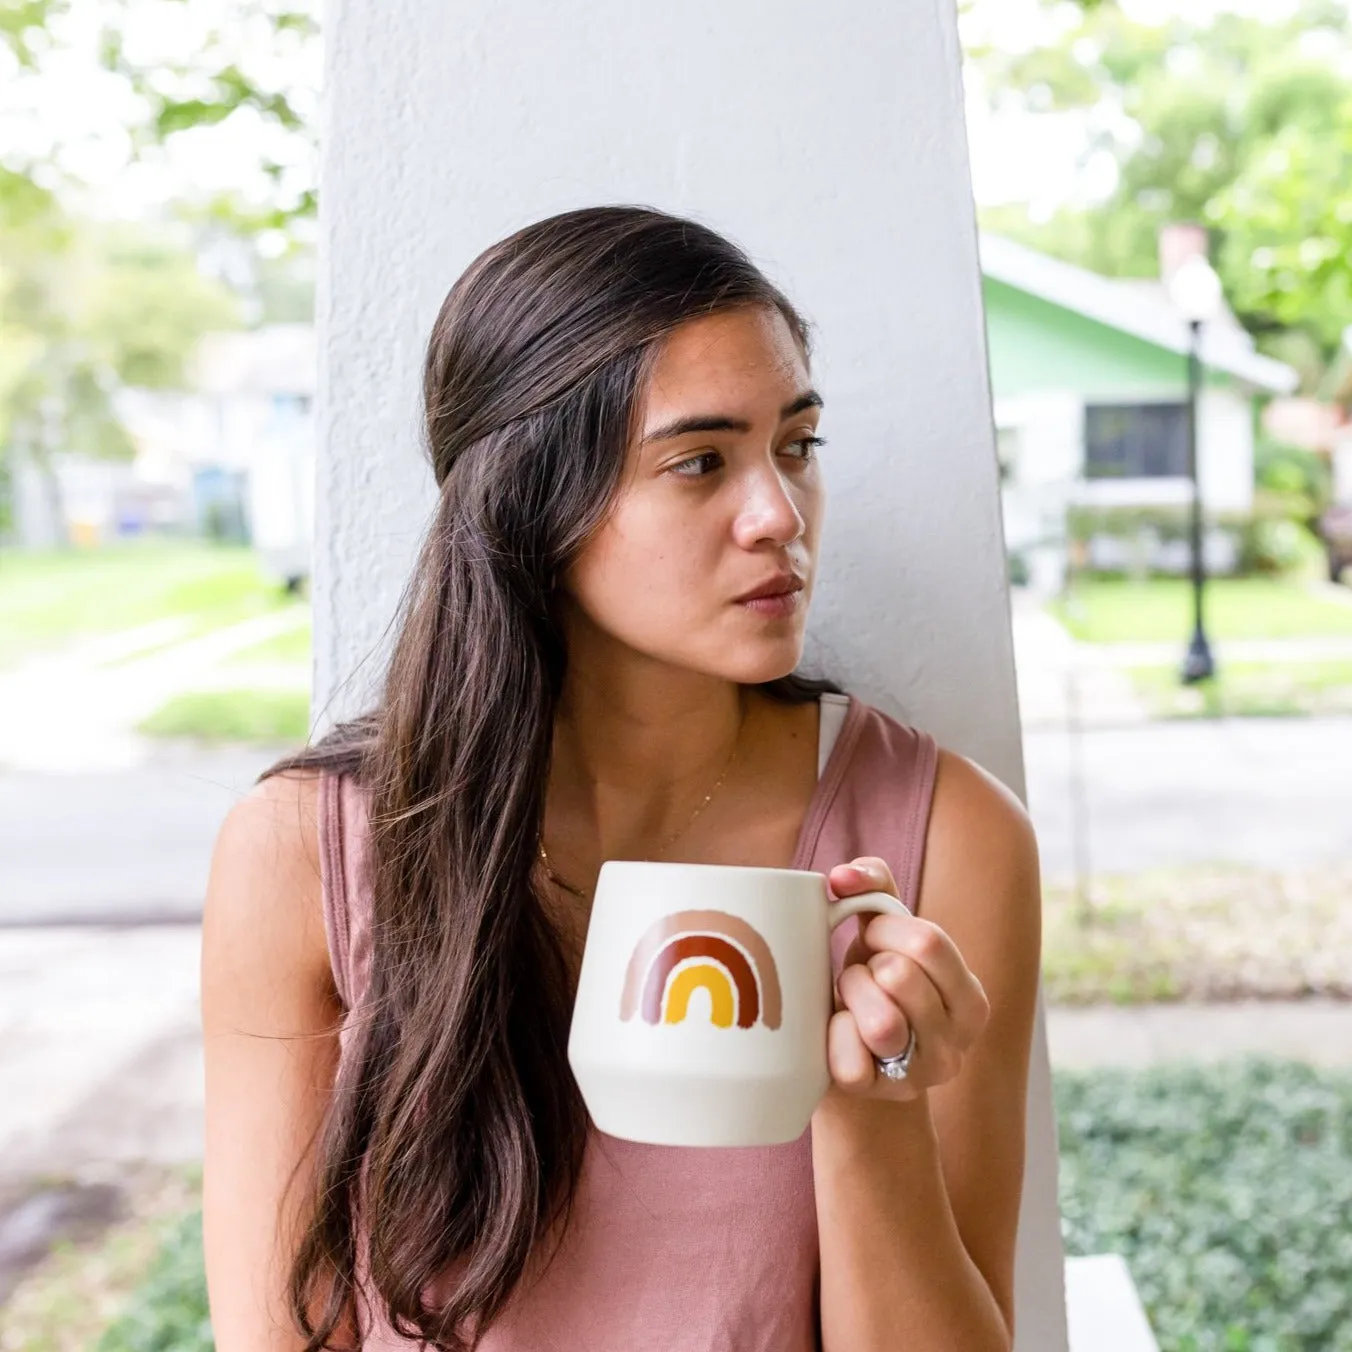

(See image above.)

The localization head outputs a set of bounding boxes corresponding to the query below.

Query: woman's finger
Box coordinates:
[861,912,989,1031]
[827,1006,876,1093]
[866,948,954,1052]
[829,857,900,903]
[836,961,914,1062]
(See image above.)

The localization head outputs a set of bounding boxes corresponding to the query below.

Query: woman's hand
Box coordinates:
[826,856,990,1101]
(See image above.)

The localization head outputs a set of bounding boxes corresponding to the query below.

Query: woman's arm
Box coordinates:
[814,749,1042,1352]
[200,771,346,1351]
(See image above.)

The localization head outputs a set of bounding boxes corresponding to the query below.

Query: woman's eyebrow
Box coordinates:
[641,389,823,444]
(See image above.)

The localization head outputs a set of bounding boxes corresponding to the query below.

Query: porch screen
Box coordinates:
[1084,403,1189,478]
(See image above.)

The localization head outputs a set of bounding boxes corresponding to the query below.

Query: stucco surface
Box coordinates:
[316,1,1068,1345]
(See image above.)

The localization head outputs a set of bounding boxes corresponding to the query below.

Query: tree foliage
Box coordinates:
[0,200,241,538]
[968,0,1352,381]
[1,0,317,232]
[0,0,304,538]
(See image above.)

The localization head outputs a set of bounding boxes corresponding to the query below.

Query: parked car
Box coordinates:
[1318,503,1352,582]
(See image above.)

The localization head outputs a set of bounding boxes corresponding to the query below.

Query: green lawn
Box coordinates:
[1127,659,1352,719]
[0,542,297,666]
[1053,577,1352,644]
[137,689,311,745]
[224,619,313,665]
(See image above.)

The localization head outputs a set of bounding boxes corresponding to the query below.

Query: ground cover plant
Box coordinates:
[1126,660,1352,720]
[222,620,312,666]
[1058,1060,1352,1351]
[135,689,310,745]
[0,1167,199,1352]
[95,1211,211,1352]
[22,1065,1350,1351]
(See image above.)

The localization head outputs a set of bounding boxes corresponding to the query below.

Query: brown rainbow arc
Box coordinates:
[619,908,782,1030]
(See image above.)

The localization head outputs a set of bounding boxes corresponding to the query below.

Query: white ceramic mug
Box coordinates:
[567,860,906,1147]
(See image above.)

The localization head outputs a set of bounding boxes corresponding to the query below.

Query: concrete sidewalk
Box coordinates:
[0,609,309,774]
[1046,1000,1352,1070]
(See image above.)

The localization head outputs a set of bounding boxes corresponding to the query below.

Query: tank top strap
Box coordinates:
[800,694,940,917]
[317,769,376,1011]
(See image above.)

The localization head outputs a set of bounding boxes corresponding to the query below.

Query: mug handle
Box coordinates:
[826,889,908,930]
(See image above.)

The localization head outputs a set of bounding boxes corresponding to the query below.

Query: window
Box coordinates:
[1084,403,1189,479]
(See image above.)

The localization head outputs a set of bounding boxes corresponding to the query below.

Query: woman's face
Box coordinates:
[561,305,824,685]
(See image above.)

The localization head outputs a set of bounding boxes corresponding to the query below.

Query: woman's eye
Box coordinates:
[784,436,826,462]
[670,450,724,478]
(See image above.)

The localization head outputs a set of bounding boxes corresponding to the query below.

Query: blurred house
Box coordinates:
[981,226,1299,591]
[10,324,315,582]
[183,323,316,586]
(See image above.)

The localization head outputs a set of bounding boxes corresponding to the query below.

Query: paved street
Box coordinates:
[3,717,1349,922]
[0,745,278,926]
[1024,715,1352,883]
[0,927,204,1181]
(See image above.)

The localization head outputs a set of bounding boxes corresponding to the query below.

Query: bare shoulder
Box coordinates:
[203,769,336,1016]
[928,749,1037,877]
[916,747,1041,969]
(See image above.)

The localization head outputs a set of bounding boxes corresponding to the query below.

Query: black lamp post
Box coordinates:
[1168,254,1224,685]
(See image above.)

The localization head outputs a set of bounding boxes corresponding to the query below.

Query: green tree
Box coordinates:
[0,1,304,539]
[1209,98,1352,357]
[1,0,317,229]
[967,0,1352,382]
[0,210,240,542]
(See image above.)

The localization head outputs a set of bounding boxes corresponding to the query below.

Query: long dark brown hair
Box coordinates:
[267,205,838,1349]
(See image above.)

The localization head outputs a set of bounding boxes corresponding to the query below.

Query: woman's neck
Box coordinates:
[549,668,750,860]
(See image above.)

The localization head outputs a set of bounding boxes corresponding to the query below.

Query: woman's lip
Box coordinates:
[735,576,806,603]
[737,589,803,617]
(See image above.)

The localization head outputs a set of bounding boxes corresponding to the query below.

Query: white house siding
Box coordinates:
[1199,386,1256,513]
[997,382,1258,582]
[1072,386,1254,515]
[995,391,1083,592]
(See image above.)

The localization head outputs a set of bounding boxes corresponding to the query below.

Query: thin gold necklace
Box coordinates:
[538,691,747,902]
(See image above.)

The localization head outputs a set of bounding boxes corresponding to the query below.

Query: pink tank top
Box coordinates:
[318,692,938,1351]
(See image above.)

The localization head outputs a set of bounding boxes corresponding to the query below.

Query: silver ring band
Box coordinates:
[875,1025,917,1082]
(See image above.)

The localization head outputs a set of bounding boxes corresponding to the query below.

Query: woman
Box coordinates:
[201,205,1041,1352]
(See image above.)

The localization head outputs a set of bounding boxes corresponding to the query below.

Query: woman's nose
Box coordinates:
[732,465,806,549]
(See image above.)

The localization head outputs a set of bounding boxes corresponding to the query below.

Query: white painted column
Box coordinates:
[316,1,1069,1346]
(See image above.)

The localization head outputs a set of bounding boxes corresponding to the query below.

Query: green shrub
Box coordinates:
[1254,437,1331,519]
[1057,1060,1352,1351]
[97,1210,213,1352]
[1065,503,1322,579]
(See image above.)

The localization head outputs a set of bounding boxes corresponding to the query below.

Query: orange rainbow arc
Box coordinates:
[619,909,782,1030]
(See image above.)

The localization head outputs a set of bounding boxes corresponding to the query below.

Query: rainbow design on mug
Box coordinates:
[619,909,782,1030]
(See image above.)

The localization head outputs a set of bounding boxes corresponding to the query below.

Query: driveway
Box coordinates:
[4,716,1350,922]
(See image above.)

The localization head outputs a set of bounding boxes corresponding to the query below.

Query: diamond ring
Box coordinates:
[874,1025,917,1083]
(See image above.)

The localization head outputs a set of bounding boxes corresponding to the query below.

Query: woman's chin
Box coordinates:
[718,638,806,687]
